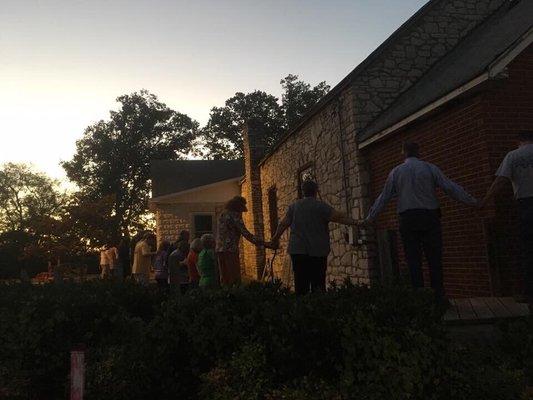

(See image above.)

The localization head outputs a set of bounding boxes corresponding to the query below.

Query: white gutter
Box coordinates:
[359,27,533,150]
[359,73,489,149]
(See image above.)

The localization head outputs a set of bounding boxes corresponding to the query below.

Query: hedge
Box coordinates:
[0,281,528,399]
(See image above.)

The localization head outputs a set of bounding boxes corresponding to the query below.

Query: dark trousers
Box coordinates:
[291,254,327,295]
[518,197,533,299]
[156,278,168,289]
[399,209,444,298]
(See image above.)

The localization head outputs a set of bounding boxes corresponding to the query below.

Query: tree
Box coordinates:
[0,163,67,278]
[281,74,330,130]
[62,90,199,237]
[199,91,284,160]
[0,163,64,233]
[198,75,330,159]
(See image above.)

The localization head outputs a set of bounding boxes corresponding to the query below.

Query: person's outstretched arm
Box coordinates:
[480,177,509,208]
[233,216,264,247]
[480,153,513,208]
[271,215,291,244]
[432,165,477,206]
[365,170,397,223]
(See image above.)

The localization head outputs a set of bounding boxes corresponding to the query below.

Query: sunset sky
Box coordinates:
[0,0,427,180]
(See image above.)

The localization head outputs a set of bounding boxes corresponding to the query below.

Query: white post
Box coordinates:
[70,346,85,400]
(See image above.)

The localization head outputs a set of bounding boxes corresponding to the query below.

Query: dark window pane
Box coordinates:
[194,215,213,237]
[268,187,278,234]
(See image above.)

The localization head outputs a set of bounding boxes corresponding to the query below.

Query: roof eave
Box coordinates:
[149,176,243,205]
[359,26,533,149]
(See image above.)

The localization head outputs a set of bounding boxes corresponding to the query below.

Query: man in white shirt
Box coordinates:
[364,141,478,300]
[481,131,533,305]
[99,246,110,279]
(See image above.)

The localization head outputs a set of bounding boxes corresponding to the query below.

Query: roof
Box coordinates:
[150,159,244,198]
[359,0,533,143]
[259,0,441,164]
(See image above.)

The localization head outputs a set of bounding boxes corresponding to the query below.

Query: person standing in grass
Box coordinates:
[216,196,273,286]
[187,238,202,288]
[99,245,110,279]
[198,234,218,289]
[363,141,478,301]
[168,240,191,291]
[132,232,156,285]
[154,240,170,288]
[106,240,119,281]
[481,130,533,308]
[270,180,358,295]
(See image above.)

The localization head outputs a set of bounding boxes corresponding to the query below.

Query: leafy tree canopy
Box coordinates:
[0,163,70,277]
[62,90,199,237]
[0,163,64,233]
[198,75,330,159]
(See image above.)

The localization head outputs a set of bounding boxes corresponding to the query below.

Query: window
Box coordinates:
[267,186,279,235]
[297,163,316,198]
[193,214,213,238]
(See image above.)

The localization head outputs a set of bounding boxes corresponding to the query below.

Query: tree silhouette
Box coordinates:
[62,90,198,237]
[198,75,330,159]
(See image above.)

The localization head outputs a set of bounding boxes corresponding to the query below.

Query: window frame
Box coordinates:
[190,212,215,239]
[297,162,316,198]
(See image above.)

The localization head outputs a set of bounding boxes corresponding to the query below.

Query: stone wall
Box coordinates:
[351,0,506,132]
[258,86,376,287]
[155,202,225,244]
[241,121,267,279]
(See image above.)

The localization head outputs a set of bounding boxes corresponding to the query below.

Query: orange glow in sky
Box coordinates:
[0,0,428,180]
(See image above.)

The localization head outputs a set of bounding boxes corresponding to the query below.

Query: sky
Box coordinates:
[0,0,428,180]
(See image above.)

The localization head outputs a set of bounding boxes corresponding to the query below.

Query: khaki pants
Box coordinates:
[217,252,241,286]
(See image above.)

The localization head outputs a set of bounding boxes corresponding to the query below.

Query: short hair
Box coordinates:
[177,240,190,253]
[157,240,170,252]
[201,234,214,246]
[518,131,533,141]
[402,141,420,158]
[190,238,203,253]
[143,232,155,240]
[301,180,319,197]
[225,196,247,212]
[178,230,190,241]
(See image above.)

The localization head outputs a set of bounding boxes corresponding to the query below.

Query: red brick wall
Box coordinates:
[361,43,533,298]
[362,94,492,298]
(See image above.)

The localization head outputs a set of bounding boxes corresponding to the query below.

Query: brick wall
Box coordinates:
[362,93,492,298]
[360,43,533,298]
[155,202,225,244]
[241,121,266,279]
[258,86,375,287]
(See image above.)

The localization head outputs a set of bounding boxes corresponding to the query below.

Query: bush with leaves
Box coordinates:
[0,281,527,400]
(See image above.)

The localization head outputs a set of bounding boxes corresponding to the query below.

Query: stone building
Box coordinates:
[151,0,532,298]
[149,160,243,242]
[239,0,533,298]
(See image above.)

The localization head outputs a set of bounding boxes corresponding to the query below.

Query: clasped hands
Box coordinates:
[263,240,279,250]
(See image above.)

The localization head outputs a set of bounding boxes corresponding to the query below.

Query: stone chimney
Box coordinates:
[240,119,266,279]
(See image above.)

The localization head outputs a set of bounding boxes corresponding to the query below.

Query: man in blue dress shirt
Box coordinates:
[364,141,478,299]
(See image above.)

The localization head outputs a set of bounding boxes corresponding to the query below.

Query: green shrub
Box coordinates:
[0,281,527,400]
